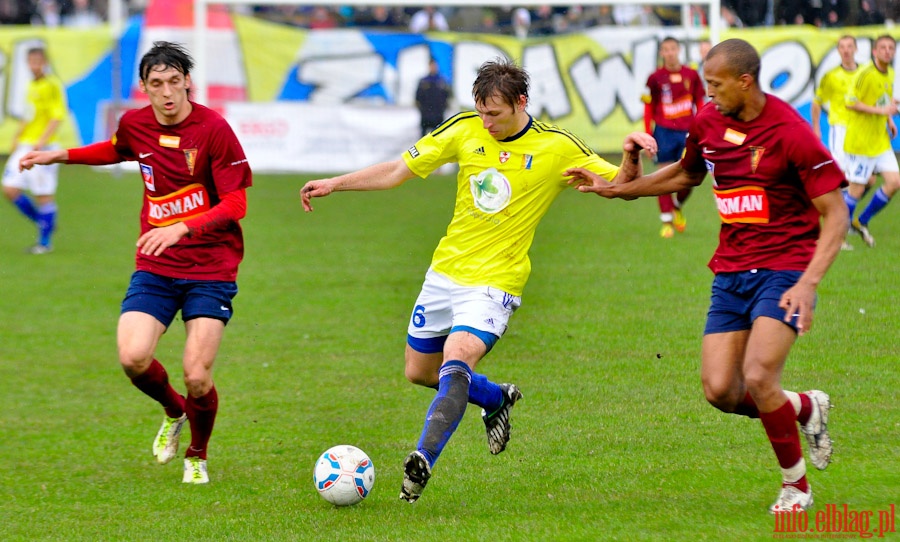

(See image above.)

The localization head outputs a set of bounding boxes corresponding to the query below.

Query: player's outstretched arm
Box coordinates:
[19,148,68,171]
[567,161,703,200]
[300,159,417,212]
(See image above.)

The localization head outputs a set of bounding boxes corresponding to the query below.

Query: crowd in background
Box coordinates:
[1,0,898,33]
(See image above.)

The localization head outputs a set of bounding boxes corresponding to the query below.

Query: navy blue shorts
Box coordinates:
[121,271,238,327]
[704,270,809,335]
[653,126,689,164]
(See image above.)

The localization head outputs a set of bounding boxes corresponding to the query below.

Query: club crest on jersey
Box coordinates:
[522,154,533,170]
[713,185,769,224]
[184,148,198,176]
[750,146,765,174]
[159,135,180,148]
[469,167,512,214]
[499,151,511,163]
[140,163,155,191]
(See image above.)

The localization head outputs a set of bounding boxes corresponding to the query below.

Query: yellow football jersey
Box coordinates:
[403,112,618,296]
[815,64,858,127]
[845,62,894,156]
[19,74,67,146]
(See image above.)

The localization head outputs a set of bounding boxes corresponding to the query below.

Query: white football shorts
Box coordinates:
[2,145,60,196]
[827,124,849,175]
[407,267,521,341]
[844,148,899,185]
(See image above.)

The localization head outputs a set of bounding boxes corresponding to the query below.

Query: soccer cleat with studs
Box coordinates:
[182,457,209,484]
[482,383,523,455]
[769,485,813,514]
[851,219,875,247]
[800,390,833,471]
[153,413,187,465]
[673,209,687,233]
[399,451,431,503]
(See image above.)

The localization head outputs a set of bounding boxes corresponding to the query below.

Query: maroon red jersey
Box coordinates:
[644,66,705,131]
[681,94,846,274]
[113,102,252,281]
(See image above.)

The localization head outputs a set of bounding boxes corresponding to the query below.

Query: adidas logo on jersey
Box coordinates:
[474,146,485,156]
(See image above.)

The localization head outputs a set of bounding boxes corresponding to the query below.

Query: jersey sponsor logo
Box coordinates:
[499,151,511,163]
[183,148,197,176]
[469,167,512,214]
[522,154,533,170]
[140,163,155,191]
[159,135,181,148]
[662,96,694,120]
[723,128,747,146]
[750,146,766,174]
[713,185,769,224]
[408,145,420,158]
[147,183,210,227]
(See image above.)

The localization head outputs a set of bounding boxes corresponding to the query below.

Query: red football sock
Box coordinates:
[734,391,760,418]
[797,392,813,426]
[760,400,808,493]
[185,386,218,460]
[129,359,185,419]
[658,193,675,214]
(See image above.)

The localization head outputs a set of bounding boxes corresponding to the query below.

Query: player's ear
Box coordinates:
[184,73,191,90]
[138,79,147,94]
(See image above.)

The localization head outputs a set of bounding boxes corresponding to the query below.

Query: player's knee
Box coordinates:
[404,364,437,387]
[117,347,153,377]
[702,380,740,412]
[183,370,212,397]
[2,185,20,201]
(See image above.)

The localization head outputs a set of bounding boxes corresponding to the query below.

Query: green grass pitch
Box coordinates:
[0,163,897,541]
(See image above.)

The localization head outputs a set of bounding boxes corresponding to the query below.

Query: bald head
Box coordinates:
[706,39,760,82]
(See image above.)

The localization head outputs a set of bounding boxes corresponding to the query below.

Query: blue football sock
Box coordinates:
[37,202,57,247]
[858,187,890,226]
[12,194,39,222]
[416,360,471,466]
[468,372,503,412]
[843,191,859,222]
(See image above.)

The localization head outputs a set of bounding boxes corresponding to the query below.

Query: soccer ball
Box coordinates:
[313,445,376,506]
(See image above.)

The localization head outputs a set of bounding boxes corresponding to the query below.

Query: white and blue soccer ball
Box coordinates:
[313,445,375,506]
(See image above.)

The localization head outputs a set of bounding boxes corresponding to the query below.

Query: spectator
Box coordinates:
[62,0,102,26]
[354,5,402,28]
[729,0,771,26]
[307,5,338,29]
[857,0,885,25]
[34,0,61,26]
[822,0,848,26]
[529,5,556,35]
[409,6,449,33]
[721,5,744,27]
[510,7,530,38]
[415,57,451,137]
[0,0,34,24]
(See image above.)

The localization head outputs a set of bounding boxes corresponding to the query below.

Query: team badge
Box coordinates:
[159,135,180,148]
[140,163,155,191]
[750,146,765,174]
[184,148,198,176]
[499,151,510,163]
[522,154,533,170]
